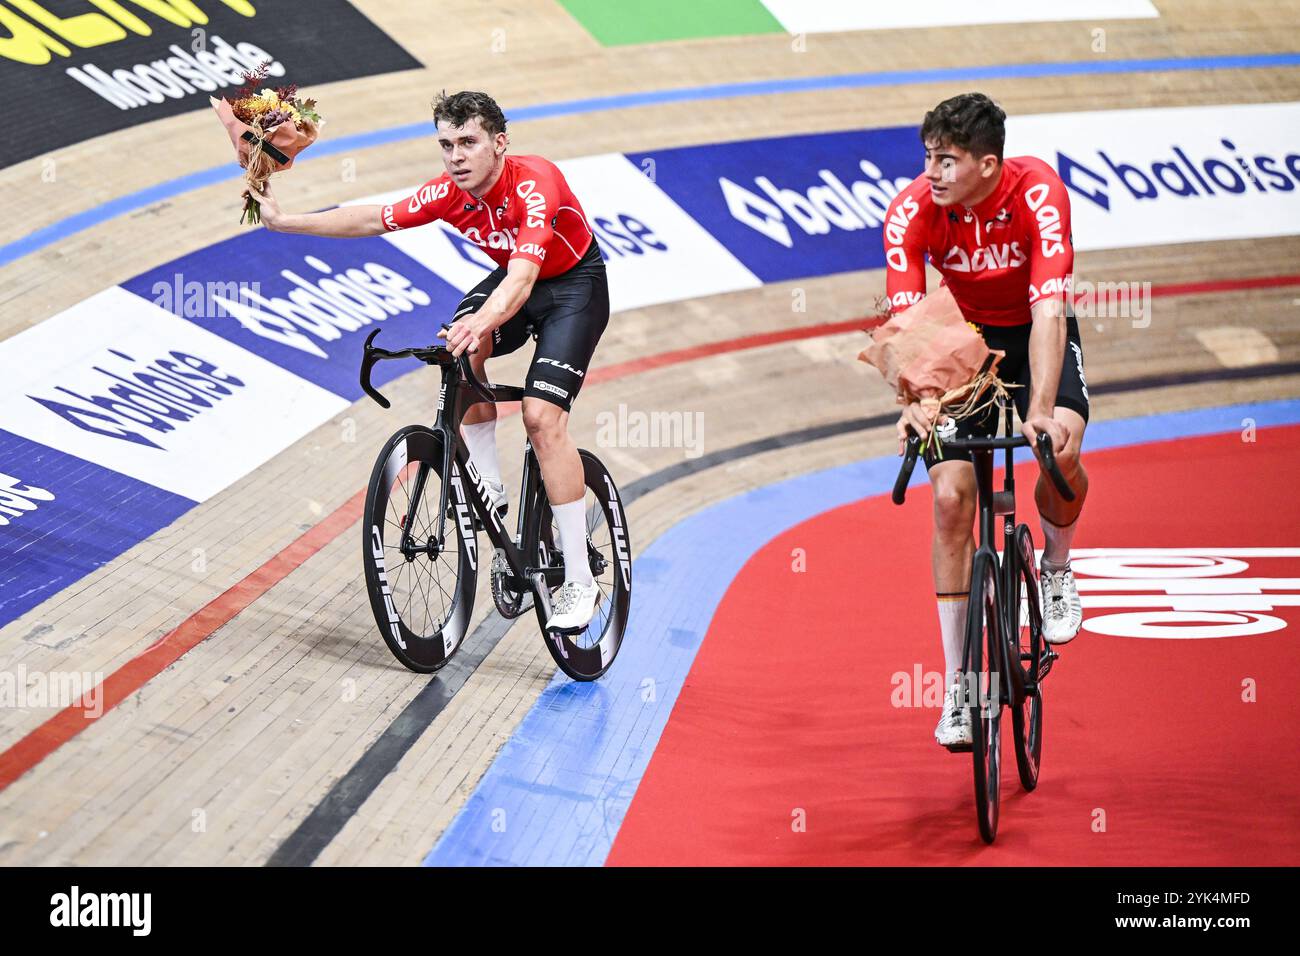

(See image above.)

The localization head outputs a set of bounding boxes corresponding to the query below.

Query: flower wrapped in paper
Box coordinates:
[858,285,1014,457]
[211,62,322,224]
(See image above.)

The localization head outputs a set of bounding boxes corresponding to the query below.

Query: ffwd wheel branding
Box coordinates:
[368,524,407,650]
[603,473,631,590]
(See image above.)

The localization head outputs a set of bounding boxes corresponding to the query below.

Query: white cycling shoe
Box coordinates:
[1040,562,1083,645]
[485,479,508,521]
[935,684,973,750]
[546,579,600,632]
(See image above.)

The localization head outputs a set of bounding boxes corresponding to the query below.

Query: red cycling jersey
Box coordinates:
[381,154,595,279]
[882,156,1074,327]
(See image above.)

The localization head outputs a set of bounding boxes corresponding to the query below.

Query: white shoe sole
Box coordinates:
[547,611,595,634]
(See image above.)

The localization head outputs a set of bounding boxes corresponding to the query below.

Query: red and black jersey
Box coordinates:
[381,154,595,279]
[883,156,1074,327]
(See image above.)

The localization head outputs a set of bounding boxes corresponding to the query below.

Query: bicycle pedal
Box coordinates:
[944,741,974,754]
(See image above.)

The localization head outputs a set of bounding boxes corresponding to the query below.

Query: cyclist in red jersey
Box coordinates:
[246,91,608,631]
[881,93,1090,749]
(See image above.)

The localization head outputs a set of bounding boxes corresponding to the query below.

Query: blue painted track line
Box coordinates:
[423,399,1300,866]
[3,52,1298,268]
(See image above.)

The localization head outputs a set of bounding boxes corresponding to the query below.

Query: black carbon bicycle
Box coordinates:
[357,328,631,682]
[893,397,1075,843]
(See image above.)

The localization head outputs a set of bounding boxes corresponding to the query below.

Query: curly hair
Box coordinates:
[431,90,508,139]
[920,93,1006,161]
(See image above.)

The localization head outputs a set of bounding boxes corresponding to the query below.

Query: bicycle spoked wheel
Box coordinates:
[526,449,631,681]
[1010,524,1044,791]
[966,550,1003,844]
[362,425,477,673]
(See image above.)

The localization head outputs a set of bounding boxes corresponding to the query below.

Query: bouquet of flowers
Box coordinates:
[858,286,1013,458]
[210,60,322,224]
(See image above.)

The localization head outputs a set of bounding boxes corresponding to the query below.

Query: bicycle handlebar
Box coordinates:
[891,428,1076,505]
[359,328,496,409]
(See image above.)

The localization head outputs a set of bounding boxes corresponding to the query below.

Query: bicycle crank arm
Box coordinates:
[524,566,566,587]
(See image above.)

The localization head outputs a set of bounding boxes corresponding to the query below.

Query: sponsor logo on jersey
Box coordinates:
[1023,182,1066,257]
[408,181,451,213]
[518,242,547,260]
[883,193,921,271]
[1056,138,1300,211]
[941,242,1028,273]
[889,291,926,309]
[1028,276,1073,303]
[461,226,517,254]
[516,178,548,228]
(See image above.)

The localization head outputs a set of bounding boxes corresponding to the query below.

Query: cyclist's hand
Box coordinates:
[897,400,941,455]
[244,182,281,229]
[445,314,492,357]
[1022,415,1069,456]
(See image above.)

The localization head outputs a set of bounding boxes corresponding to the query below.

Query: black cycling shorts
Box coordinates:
[451,239,609,412]
[925,310,1090,469]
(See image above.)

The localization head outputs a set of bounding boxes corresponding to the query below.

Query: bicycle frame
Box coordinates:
[967,403,1025,703]
[360,330,567,621]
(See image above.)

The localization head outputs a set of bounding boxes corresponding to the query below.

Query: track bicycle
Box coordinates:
[357,328,631,682]
[893,396,1076,843]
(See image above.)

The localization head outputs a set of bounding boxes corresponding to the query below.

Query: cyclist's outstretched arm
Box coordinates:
[244,181,386,237]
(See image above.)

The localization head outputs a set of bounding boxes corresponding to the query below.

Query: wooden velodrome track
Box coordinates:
[1,1,1298,865]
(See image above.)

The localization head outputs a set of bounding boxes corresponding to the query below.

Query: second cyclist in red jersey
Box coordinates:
[881,94,1091,751]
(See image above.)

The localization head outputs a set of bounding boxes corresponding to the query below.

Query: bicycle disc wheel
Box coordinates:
[524,449,631,681]
[1010,523,1044,791]
[362,425,477,673]
[966,550,1003,844]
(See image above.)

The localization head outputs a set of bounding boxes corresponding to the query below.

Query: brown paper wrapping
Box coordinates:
[858,286,1002,405]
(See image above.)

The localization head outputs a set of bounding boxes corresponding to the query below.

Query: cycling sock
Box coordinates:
[461,419,502,488]
[552,498,594,586]
[936,593,968,691]
[1041,515,1078,568]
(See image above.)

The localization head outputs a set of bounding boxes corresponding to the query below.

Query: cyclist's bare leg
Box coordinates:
[1034,406,1088,527]
[521,397,583,505]
[930,460,978,593]
[931,459,979,733]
